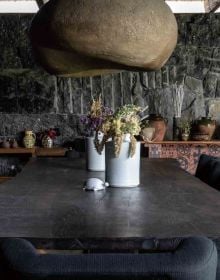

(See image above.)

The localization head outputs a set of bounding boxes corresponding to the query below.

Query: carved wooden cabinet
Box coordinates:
[144,141,220,174]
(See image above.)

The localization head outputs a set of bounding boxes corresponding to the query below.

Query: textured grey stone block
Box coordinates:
[0,15,35,69]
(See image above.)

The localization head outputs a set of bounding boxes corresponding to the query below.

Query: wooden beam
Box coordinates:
[204,0,220,12]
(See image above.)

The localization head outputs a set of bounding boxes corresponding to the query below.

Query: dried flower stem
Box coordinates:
[172,83,185,118]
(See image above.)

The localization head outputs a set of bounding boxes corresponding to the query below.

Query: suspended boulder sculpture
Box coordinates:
[30,0,178,77]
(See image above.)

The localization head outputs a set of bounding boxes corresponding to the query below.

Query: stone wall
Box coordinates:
[0,13,220,144]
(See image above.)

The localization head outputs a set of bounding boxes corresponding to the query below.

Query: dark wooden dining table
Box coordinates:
[0,157,219,250]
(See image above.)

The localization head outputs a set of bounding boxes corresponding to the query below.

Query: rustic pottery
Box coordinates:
[141,127,156,142]
[196,117,216,140]
[105,135,140,188]
[23,130,36,148]
[11,139,18,148]
[192,133,210,141]
[2,139,10,148]
[147,114,167,141]
[42,135,53,148]
[181,132,190,141]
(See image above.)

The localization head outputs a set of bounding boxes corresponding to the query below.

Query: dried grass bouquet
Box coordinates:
[94,104,141,157]
[80,96,112,136]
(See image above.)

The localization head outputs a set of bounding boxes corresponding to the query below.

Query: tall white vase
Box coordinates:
[105,139,141,187]
[86,136,105,171]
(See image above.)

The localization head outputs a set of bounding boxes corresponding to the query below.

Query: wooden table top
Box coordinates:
[0,157,219,249]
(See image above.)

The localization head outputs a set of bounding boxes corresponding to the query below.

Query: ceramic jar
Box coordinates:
[196,117,216,140]
[42,135,53,148]
[2,139,10,148]
[147,114,167,141]
[105,136,140,187]
[23,130,36,148]
[86,133,105,171]
[11,139,18,148]
[181,132,190,141]
[141,127,155,142]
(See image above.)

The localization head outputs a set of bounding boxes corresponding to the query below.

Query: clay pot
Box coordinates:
[42,135,53,148]
[181,132,190,141]
[11,139,18,148]
[141,127,156,142]
[147,114,167,142]
[196,117,216,140]
[2,139,10,148]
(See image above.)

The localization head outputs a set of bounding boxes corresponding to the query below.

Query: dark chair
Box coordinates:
[195,154,220,190]
[0,237,217,280]
[213,239,220,280]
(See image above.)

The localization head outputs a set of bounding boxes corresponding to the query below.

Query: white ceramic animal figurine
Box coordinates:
[84,178,109,191]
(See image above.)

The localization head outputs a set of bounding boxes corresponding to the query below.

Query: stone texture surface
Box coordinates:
[30,0,177,77]
[0,14,220,143]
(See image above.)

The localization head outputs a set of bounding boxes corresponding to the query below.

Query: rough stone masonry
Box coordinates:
[0,13,220,145]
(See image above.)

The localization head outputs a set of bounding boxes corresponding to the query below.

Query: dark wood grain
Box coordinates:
[35,147,67,157]
[0,158,219,249]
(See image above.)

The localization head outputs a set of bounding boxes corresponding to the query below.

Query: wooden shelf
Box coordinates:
[0,148,35,155]
[36,147,67,157]
[0,147,67,157]
[0,177,12,184]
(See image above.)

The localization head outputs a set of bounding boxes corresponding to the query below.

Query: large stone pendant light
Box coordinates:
[30,0,178,77]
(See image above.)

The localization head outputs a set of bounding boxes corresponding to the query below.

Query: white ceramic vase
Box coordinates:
[105,136,140,187]
[86,136,105,171]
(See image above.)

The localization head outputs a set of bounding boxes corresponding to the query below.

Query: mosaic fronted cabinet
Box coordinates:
[145,142,220,174]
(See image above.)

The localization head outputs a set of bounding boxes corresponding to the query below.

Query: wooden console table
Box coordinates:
[0,147,67,157]
[0,147,68,183]
[144,141,220,174]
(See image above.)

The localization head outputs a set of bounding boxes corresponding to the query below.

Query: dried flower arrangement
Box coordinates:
[95,104,141,158]
[80,96,112,136]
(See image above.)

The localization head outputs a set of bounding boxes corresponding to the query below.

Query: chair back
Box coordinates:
[196,154,220,190]
[0,237,217,280]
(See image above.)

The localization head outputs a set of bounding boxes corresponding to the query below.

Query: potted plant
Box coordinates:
[80,96,112,171]
[179,119,191,141]
[95,104,141,187]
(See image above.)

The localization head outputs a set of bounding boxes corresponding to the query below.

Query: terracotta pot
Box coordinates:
[147,114,167,141]
[196,117,216,140]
